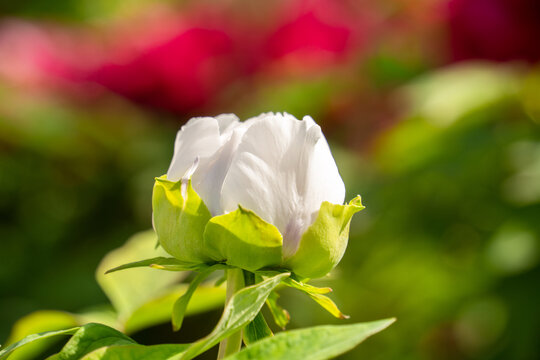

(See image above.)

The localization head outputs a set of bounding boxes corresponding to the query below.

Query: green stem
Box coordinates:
[217,268,245,359]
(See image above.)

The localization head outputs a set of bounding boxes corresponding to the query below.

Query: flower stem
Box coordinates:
[217,268,245,359]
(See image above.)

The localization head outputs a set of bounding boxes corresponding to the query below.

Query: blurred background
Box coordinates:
[1,0,540,359]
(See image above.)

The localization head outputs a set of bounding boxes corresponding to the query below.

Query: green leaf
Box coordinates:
[306,293,349,320]
[266,292,290,329]
[225,319,396,360]
[79,344,189,360]
[46,323,135,360]
[124,284,225,335]
[153,176,213,263]
[287,196,365,278]
[172,265,224,331]
[2,311,79,360]
[242,271,272,345]
[243,312,273,345]
[105,257,206,274]
[281,278,347,319]
[203,206,283,271]
[0,327,80,360]
[180,273,290,360]
[282,278,332,294]
[96,230,186,319]
[76,306,119,331]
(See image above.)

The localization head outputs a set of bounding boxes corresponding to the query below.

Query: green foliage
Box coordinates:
[225,319,395,360]
[79,344,190,360]
[282,278,332,294]
[1,311,79,360]
[123,284,225,335]
[180,273,290,360]
[2,231,226,360]
[0,327,79,360]
[281,277,347,319]
[46,323,135,360]
[171,265,226,331]
[265,292,290,329]
[243,313,273,345]
[96,230,187,320]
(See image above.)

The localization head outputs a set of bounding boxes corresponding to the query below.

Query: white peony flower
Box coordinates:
[153,112,363,278]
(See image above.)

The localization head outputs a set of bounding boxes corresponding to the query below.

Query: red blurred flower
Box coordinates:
[260,0,368,71]
[448,0,540,63]
[265,12,350,62]
[0,1,373,115]
[86,27,238,113]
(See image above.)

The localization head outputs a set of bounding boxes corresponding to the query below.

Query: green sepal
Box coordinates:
[203,206,283,271]
[287,196,365,278]
[152,175,212,263]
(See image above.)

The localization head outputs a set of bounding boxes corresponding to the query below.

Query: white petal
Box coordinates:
[301,116,345,223]
[166,117,222,181]
[220,113,345,258]
[193,125,249,215]
[215,113,240,137]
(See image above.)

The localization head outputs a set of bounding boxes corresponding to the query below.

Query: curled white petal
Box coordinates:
[166,112,345,259]
[167,114,241,182]
[220,113,345,258]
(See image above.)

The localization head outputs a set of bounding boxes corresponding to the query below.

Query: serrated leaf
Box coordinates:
[243,312,273,345]
[105,257,206,274]
[0,327,80,360]
[266,292,290,329]
[79,344,190,360]
[180,273,290,360]
[225,318,396,360]
[172,265,224,331]
[46,323,135,360]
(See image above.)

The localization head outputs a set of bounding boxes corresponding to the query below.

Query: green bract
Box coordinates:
[153,175,364,278]
[152,175,212,263]
[287,196,365,278]
[204,206,283,271]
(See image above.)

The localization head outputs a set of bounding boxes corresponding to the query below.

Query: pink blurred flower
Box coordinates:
[448,0,540,63]
[0,20,80,91]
